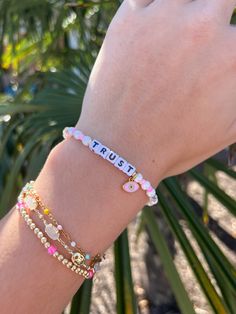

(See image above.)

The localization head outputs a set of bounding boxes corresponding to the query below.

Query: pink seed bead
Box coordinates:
[147,186,153,192]
[48,245,57,255]
[88,269,94,279]
[57,225,63,230]
[78,133,84,140]
[140,179,146,185]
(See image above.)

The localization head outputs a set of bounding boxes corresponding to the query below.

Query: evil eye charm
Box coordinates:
[122,181,139,193]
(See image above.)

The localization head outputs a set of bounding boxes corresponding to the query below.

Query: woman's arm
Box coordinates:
[1,0,236,313]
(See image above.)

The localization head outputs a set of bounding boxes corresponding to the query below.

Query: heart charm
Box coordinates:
[122,181,139,193]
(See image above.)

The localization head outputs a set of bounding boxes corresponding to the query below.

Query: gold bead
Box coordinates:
[43,208,50,215]
[67,262,72,268]
[58,255,64,261]
[53,251,59,257]
[27,218,32,225]
[30,223,36,229]
[44,242,50,248]
[37,232,43,238]
[34,228,39,234]
[71,265,77,271]
[62,259,68,265]
[41,237,47,244]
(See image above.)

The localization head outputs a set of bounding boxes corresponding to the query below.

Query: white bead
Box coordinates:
[97,145,110,159]
[141,181,151,190]
[106,151,119,164]
[62,127,69,139]
[89,140,101,153]
[122,163,136,176]
[71,241,76,247]
[114,157,128,171]
[147,195,158,206]
[68,127,75,135]
[146,189,156,197]
[82,136,92,146]
[134,173,143,183]
[73,130,82,140]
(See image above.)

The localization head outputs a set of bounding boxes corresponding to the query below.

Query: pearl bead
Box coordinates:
[34,228,39,234]
[62,259,68,265]
[30,223,36,229]
[71,241,76,247]
[44,242,50,248]
[57,225,63,230]
[58,255,64,261]
[41,237,47,244]
[37,231,43,238]
[82,136,92,146]
[67,262,73,268]
[134,173,143,183]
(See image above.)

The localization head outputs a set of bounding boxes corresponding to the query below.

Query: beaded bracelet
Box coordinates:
[17,182,103,278]
[18,181,103,268]
[16,202,93,279]
[62,127,158,206]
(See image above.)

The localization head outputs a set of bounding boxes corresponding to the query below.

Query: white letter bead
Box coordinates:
[97,145,110,159]
[114,157,128,171]
[89,140,101,153]
[106,151,119,164]
[82,136,92,146]
[123,163,136,176]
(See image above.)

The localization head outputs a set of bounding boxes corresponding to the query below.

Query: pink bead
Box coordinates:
[147,186,153,192]
[140,179,146,185]
[57,225,63,230]
[78,133,84,140]
[88,269,95,279]
[48,245,57,255]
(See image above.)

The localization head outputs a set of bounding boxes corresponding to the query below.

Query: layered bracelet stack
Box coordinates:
[16,126,157,279]
[63,127,158,206]
[16,181,104,279]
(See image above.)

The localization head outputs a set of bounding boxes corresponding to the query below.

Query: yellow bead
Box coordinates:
[44,208,50,215]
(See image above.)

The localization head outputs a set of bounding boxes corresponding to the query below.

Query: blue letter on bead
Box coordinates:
[89,140,101,153]
[115,157,128,171]
[123,164,136,176]
[106,151,119,164]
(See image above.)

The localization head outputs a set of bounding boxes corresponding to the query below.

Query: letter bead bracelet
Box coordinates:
[63,127,158,206]
[16,181,104,279]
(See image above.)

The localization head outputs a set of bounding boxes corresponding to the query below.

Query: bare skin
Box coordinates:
[0,0,236,313]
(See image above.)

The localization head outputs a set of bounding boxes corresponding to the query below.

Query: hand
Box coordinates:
[77,0,236,185]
